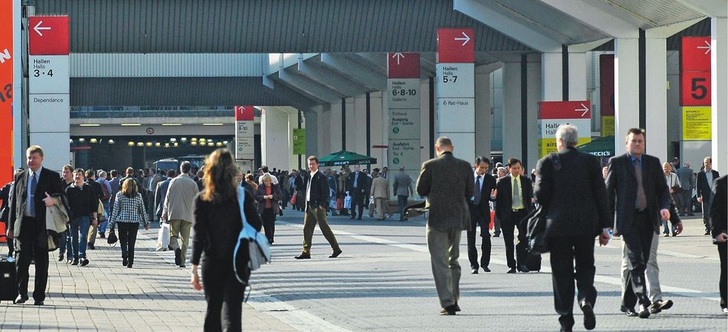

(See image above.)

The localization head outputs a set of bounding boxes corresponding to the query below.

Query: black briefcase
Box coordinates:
[0,257,17,301]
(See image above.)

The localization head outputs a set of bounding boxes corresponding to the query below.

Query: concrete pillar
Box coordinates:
[614,37,640,156]
[304,109,318,158]
[475,66,492,158]
[261,107,292,170]
[712,16,727,173]
[541,52,562,101]
[526,60,542,170]
[644,37,668,162]
[502,62,522,162]
[568,52,588,101]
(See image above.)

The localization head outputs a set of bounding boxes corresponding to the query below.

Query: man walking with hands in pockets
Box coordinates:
[416,137,474,315]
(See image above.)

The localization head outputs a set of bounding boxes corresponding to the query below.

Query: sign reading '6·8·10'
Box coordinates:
[387,52,420,175]
[235,106,255,160]
[28,16,70,171]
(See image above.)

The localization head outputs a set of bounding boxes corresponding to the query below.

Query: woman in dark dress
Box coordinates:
[255,173,281,245]
[191,149,262,331]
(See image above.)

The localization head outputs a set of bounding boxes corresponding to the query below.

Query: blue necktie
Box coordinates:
[28,172,38,216]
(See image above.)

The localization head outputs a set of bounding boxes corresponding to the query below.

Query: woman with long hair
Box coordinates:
[255,173,281,244]
[191,148,262,331]
[109,178,150,268]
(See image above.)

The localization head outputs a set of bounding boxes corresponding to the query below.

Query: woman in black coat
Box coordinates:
[255,174,281,245]
[191,149,262,331]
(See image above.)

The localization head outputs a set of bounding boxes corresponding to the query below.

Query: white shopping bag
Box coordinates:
[156,223,170,251]
[343,193,352,209]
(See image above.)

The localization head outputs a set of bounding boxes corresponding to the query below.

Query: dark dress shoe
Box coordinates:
[88,244,96,250]
[58,254,64,262]
[14,295,29,304]
[483,267,491,273]
[127,264,133,268]
[493,233,500,237]
[295,253,311,259]
[580,300,596,330]
[329,249,342,258]
[620,305,638,317]
[471,268,478,274]
[518,265,530,273]
[71,259,79,266]
[453,302,461,312]
[649,299,673,314]
[439,304,457,315]
[80,258,89,266]
[67,259,73,264]
[123,257,128,266]
[507,267,517,274]
[638,305,650,318]
[33,300,44,306]
[174,248,182,266]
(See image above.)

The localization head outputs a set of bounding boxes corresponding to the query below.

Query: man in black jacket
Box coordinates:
[467,156,496,274]
[346,165,368,219]
[710,175,727,315]
[606,128,671,319]
[535,124,611,331]
[8,145,65,305]
[697,157,720,235]
[494,157,533,273]
[295,156,342,259]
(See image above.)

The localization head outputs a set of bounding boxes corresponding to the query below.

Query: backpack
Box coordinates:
[233,188,271,286]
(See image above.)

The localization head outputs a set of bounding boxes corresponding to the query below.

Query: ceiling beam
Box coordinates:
[454,0,562,52]
[538,0,638,38]
[297,59,368,97]
[262,76,319,110]
[278,68,344,103]
[320,53,386,91]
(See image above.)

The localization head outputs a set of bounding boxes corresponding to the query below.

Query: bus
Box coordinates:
[152,158,179,173]
[177,154,206,170]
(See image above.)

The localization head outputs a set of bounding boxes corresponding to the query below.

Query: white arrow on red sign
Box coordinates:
[454,31,471,46]
[33,20,52,36]
[392,53,405,65]
[697,40,712,54]
[575,103,589,117]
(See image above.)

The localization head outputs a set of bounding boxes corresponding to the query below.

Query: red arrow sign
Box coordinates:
[681,37,711,72]
[538,101,591,119]
[437,28,474,63]
[387,53,420,78]
[28,16,69,55]
[235,106,254,121]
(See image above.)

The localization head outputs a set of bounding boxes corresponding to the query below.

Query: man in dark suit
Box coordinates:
[295,156,342,259]
[154,169,176,222]
[697,157,720,235]
[346,165,368,220]
[494,157,533,273]
[467,156,496,274]
[416,137,474,315]
[710,175,727,314]
[535,124,611,331]
[8,145,64,305]
[606,128,671,319]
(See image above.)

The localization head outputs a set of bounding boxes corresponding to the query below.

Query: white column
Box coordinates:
[645,37,668,162]
[502,62,522,162]
[541,52,562,101]
[712,16,727,173]
[527,60,542,170]
[475,67,492,157]
[614,38,640,156]
[261,107,294,170]
[568,52,588,101]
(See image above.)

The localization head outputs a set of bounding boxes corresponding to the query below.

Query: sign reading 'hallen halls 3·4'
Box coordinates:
[387,52,420,175]
[28,16,70,171]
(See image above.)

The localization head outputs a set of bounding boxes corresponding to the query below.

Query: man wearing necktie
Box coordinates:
[467,157,497,274]
[8,145,64,305]
[346,165,367,220]
[494,158,533,273]
[606,128,671,318]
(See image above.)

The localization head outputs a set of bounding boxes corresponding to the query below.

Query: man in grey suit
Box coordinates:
[606,128,671,319]
[416,137,474,315]
[393,167,413,221]
[535,124,611,331]
[675,162,695,216]
[697,157,720,235]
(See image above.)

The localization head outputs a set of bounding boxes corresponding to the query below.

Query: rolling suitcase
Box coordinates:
[0,257,17,301]
[524,252,542,272]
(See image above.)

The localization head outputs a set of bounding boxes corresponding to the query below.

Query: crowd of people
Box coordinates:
[0,138,724,331]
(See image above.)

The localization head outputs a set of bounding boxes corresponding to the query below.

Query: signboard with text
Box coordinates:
[682,106,711,140]
[234,106,255,160]
[387,52,420,173]
[537,101,592,157]
[292,128,306,155]
[28,15,70,171]
[681,37,711,107]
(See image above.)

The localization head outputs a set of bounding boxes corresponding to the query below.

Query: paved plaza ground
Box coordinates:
[0,208,726,331]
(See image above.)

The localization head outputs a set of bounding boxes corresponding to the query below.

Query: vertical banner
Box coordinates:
[292,128,306,155]
[0,2,14,184]
[436,28,475,162]
[387,52,420,176]
[599,55,614,137]
[28,16,70,172]
[235,106,255,160]
[537,101,592,158]
[680,36,712,141]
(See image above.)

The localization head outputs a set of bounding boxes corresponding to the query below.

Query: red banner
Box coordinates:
[437,28,474,63]
[387,53,420,79]
[599,55,614,116]
[235,106,254,121]
[538,101,591,119]
[681,36,711,106]
[0,3,14,184]
[28,16,70,55]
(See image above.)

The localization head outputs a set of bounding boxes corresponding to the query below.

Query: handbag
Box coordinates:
[289,192,297,205]
[234,187,271,285]
[156,223,170,251]
[525,206,548,254]
[107,230,118,245]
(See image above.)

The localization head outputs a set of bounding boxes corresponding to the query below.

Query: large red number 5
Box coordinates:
[691,77,707,100]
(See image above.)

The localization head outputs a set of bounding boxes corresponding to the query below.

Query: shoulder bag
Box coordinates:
[234,187,271,285]
[526,153,562,254]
